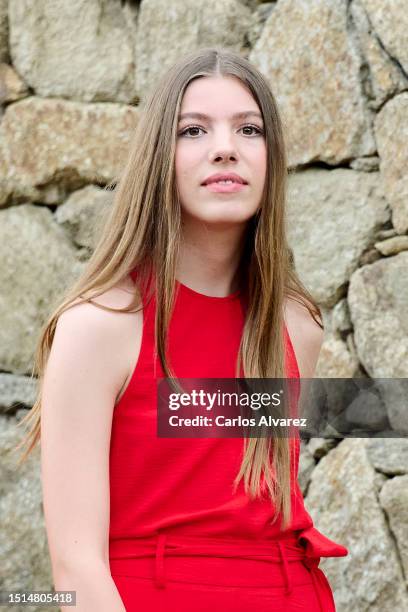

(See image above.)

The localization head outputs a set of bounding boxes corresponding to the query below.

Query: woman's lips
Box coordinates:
[203,182,248,193]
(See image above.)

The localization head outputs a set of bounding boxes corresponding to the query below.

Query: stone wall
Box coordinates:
[0,1,407,610]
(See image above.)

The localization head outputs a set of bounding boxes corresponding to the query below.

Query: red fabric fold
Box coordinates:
[297,525,349,559]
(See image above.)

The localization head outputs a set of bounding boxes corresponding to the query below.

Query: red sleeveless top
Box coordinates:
[108,270,348,561]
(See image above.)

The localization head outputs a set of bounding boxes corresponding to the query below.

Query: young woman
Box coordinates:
[16,47,348,611]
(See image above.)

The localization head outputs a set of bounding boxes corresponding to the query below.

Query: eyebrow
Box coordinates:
[178,111,263,122]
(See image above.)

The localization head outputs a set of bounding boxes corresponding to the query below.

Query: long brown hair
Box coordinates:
[14,47,322,530]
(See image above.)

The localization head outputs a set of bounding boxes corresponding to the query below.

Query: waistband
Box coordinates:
[109,527,348,612]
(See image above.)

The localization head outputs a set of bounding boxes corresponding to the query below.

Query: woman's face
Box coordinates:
[175,75,267,226]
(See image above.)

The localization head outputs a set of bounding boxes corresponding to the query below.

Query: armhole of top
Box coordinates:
[284,325,303,440]
[284,324,300,380]
[113,271,150,410]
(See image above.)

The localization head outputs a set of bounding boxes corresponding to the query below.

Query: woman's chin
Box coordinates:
[183,206,256,226]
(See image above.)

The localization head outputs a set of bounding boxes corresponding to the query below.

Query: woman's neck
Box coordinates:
[176,219,247,296]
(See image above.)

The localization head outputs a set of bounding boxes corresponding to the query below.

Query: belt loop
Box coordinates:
[154,533,167,589]
[277,541,293,596]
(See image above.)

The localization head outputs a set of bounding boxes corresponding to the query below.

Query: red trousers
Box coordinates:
[109,530,345,611]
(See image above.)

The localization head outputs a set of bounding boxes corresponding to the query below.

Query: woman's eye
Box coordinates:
[179,126,204,137]
[241,124,263,136]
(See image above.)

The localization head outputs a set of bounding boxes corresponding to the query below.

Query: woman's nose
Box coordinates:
[210,139,239,162]
[211,149,238,162]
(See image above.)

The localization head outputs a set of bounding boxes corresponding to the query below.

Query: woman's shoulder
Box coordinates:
[59,272,143,348]
[55,274,143,404]
[65,273,140,311]
[283,296,324,378]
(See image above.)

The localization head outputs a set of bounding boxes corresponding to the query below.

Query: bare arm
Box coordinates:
[284,298,324,379]
[284,298,324,427]
[40,281,141,611]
